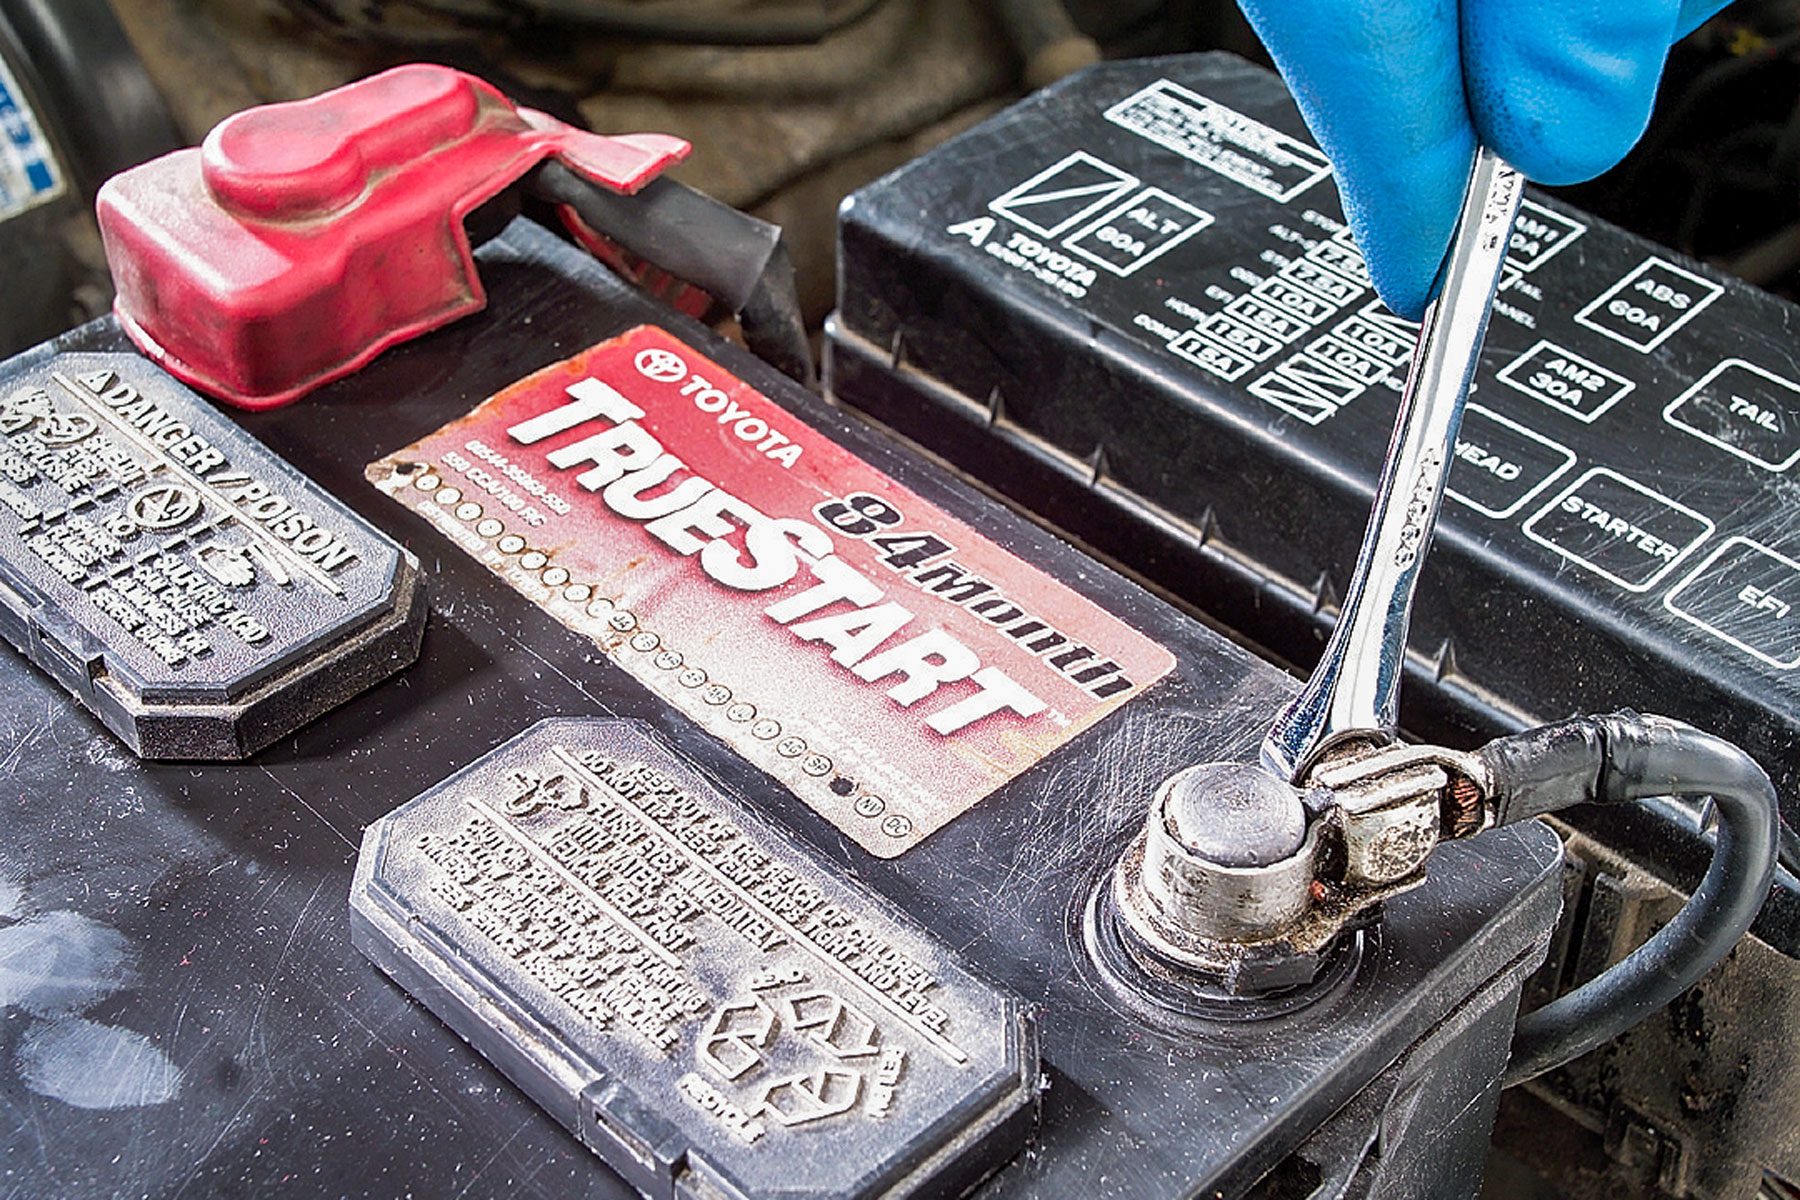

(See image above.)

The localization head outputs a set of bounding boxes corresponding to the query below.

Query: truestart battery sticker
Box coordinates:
[369,326,1174,855]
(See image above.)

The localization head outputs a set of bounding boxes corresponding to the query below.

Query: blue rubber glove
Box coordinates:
[1238,0,1732,319]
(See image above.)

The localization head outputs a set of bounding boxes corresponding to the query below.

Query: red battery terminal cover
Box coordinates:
[96,64,689,410]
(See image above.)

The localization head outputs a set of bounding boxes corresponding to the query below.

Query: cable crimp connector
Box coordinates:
[1307,741,1494,886]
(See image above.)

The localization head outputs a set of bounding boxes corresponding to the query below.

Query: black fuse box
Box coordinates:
[0,219,1561,1199]
[827,51,1800,952]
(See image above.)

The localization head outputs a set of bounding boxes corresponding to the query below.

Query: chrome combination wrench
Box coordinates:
[1263,148,1526,782]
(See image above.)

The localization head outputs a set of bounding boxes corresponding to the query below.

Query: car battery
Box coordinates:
[0,212,1562,1199]
[825,51,1800,955]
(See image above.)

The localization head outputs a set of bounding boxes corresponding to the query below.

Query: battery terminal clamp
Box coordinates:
[1307,739,1493,882]
[1106,742,1493,1001]
[96,65,817,410]
[1105,711,1777,1065]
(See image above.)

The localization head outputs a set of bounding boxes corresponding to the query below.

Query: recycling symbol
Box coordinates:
[695,986,883,1128]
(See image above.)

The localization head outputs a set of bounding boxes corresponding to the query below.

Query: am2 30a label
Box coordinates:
[369,326,1175,856]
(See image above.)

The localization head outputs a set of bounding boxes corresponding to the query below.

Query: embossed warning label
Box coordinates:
[0,349,422,759]
[350,719,1037,1200]
[368,325,1173,855]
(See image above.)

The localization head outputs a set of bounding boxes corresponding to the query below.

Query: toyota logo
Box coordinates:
[635,348,688,383]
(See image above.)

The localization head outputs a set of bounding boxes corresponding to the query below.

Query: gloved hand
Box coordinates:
[1237,0,1732,319]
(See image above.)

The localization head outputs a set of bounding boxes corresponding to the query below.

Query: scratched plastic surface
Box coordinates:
[0,220,1558,1199]
[353,719,1037,1199]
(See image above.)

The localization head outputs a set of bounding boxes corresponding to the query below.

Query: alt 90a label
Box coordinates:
[369,326,1173,855]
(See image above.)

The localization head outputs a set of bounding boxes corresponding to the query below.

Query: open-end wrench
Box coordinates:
[1262,148,1526,784]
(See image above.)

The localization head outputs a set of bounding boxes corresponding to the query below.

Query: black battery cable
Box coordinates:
[1471,711,1779,1086]
[530,161,817,389]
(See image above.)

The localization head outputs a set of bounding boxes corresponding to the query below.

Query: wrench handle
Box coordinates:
[1262,148,1525,782]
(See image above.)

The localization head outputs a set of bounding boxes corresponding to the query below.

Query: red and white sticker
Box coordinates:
[369,326,1174,855]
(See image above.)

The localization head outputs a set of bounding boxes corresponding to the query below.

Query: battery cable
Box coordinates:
[1471,711,1779,1085]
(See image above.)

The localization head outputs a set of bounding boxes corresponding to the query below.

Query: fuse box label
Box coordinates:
[369,326,1174,856]
[1104,78,1331,203]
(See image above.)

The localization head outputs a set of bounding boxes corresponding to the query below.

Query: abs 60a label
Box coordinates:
[369,326,1174,855]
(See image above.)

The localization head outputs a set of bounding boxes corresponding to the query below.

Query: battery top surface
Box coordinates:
[0,219,1561,1200]
[353,718,1038,1200]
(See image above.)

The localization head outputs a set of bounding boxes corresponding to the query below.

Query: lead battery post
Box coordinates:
[1109,760,1334,997]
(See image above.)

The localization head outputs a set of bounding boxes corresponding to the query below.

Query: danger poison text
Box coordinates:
[74,370,359,573]
[508,378,1062,736]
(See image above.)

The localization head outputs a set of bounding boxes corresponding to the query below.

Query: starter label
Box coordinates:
[1524,467,1714,592]
[369,326,1175,856]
